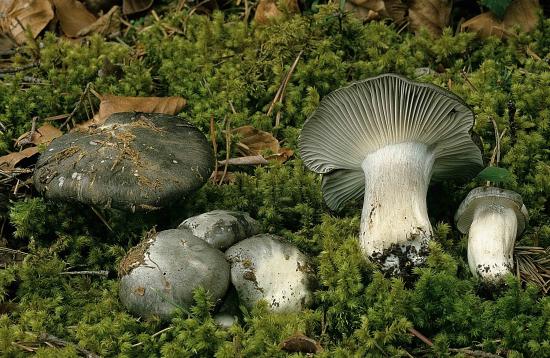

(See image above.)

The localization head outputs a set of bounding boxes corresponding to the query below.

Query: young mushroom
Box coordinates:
[299,74,483,275]
[455,187,528,282]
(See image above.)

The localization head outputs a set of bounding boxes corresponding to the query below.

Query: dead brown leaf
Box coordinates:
[15,124,62,147]
[53,0,97,37]
[0,0,54,44]
[461,0,540,39]
[232,125,280,156]
[345,2,380,21]
[210,171,236,184]
[279,333,323,354]
[231,125,294,163]
[123,0,154,15]
[99,95,185,124]
[409,0,452,36]
[254,0,299,24]
[77,5,122,37]
[0,147,39,170]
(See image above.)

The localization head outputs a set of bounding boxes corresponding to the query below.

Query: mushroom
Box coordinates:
[299,74,483,274]
[225,234,315,312]
[178,210,260,250]
[455,186,528,282]
[33,112,213,211]
[118,229,230,321]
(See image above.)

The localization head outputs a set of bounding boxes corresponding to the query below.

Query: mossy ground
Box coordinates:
[1,3,550,357]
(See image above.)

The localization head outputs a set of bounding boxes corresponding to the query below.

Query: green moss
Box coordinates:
[1,4,550,356]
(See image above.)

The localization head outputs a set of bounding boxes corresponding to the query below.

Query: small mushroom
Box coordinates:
[455,187,528,282]
[118,229,230,321]
[299,74,483,275]
[225,234,315,313]
[33,112,213,211]
[178,210,260,250]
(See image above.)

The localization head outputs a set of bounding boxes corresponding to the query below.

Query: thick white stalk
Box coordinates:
[467,204,517,281]
[360,142,435,269]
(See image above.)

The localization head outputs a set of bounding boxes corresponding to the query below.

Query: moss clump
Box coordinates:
[1,3,550,357]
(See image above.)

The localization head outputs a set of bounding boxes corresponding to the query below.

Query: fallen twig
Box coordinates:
[62,83,94,130]
[267,51,303,127]
[60,270,109,277]
[0,63,37,74]
[38,333,101,358]
[218,116,231,185]
[409,327,503,358]
[218,155,268,166]
[131,326,174,347]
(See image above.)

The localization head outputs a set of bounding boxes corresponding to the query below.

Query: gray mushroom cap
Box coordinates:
[298,74,483,210]
[178,210,261,250]
[455,186,529,236]
[33,112,214,211]
[118,229,230,321]
[225,234,315,313]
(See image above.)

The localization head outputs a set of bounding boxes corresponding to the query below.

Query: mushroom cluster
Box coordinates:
[299,74,483,274]
[119,210,315,322]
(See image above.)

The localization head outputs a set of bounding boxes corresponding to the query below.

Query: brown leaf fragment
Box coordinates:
[461,0,540,39]
[95,94,186,126]
[0,147,39,170]
[254,0,299,24]
[122,0,154,15]
[265,147,294,163]
[345,2,380,21]
[232,125,280,156]
[279,333,323,354]
[0,0,55,44]
[77,5,122,38]
[408,0,452,37]
[210,171,236,184]
[53,0,97,37]
[16,124,62,147]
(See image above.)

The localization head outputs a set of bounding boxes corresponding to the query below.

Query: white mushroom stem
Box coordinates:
[467,204,517,280]
[360,142,434,261]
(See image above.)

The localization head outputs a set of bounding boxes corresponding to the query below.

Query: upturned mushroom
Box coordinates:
[455,186,528,282]
[299,74,483,274]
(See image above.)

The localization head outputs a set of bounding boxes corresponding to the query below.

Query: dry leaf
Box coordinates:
[231,125,293,163]
[15,124,62,147]
[123,0,154,15]
[254,0,299,24]
[461,0,540,39]
[345,2,380,21]
[218,155,269,166]
[0,147,39,169]
[210,171,236,184]
[77,5,122,38]
[97,94,186,125]
[232,126,280,156]
[279,333,323,354]
[0,0,54,44]
[409,0,452,36]
[53,0,97,37]
[266,147,294,162]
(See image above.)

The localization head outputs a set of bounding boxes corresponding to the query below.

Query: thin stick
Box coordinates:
[267,51,303,127]
[210,115,218,181]
[0,63,37,74]
[461,68,478,92]
[131,326,174,347]
[408,327,433,346]
[60,270,109,277]
[218,117,231,185]
[38,333,101,358]
[62,83,93,129]
[90,206,113,232]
